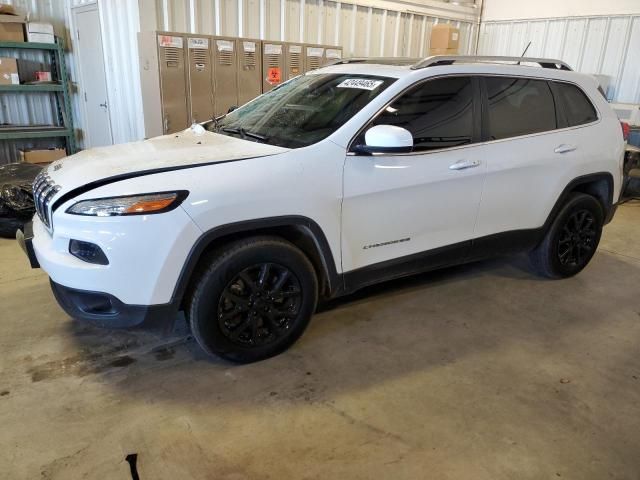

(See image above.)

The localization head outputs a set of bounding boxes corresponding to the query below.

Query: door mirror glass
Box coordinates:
[354,125,413,154]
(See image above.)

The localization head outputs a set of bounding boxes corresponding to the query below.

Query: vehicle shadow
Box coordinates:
[44,247,640,411]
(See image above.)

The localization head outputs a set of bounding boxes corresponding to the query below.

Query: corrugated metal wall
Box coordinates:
[98,0,146,143]
[152,0,478,60]
[478,15,640,103]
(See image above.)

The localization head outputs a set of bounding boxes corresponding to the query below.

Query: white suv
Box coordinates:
[19,56,625,363]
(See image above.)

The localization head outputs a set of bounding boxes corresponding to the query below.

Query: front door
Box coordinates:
[341,76,485,284]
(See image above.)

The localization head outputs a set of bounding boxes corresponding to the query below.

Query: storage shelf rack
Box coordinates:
[0,37,76,157]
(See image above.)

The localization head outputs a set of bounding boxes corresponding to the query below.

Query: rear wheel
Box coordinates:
[529,193,604,278]
[187,237,318,363]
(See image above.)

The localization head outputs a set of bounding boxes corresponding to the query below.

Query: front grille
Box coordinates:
[32,172,60,230]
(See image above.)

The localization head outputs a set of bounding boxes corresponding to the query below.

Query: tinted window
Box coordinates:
[369,77,474,152]
[555,82,598,127]
[485,77,556,140]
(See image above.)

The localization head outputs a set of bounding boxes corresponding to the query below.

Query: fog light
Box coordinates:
[69,240,109,265]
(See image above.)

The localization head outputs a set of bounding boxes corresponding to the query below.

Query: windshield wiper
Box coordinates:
[220,126,268,143]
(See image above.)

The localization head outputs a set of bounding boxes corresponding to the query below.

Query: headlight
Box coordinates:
[66,191,188,217]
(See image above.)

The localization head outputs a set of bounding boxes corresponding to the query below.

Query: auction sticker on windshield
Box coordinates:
[337,78,384,90]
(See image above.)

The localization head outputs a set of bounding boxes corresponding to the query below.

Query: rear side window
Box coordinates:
[554,82,598,127]
[485,77,557,140]
[370,76,474,152]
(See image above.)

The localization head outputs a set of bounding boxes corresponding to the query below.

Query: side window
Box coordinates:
[485,77,557,140]
[369,77,475,152]
[554,82,598,127]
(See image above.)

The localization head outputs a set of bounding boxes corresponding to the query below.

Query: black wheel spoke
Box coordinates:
[228,318,252,340]
[250,317,259,342]
[238,271,257,292]
[258,263,271,287]
[557,208,598,267]
[270,270,290,295]
[272,307,298,319]
[217,262,302,348]
[222,292,249,307]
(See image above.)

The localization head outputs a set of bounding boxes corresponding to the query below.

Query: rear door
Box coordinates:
[472,76,573,245]
[341,76,486,280]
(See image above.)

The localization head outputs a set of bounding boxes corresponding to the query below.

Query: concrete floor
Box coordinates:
[1,204,640,480]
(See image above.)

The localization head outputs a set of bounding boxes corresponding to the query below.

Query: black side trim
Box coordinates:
[343,240,471,294]
[51,155,264,213]
[169,215,341,305]
[469,228,544,261]
[50,280,176,332]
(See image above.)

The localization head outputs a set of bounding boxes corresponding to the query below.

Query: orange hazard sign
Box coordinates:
[267,67,281,85]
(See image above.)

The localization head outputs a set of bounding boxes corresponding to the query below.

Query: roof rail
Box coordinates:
[411,55,573,71]
[325,57,421,67]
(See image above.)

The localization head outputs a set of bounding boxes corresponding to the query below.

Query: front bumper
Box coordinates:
[50,280,178,331]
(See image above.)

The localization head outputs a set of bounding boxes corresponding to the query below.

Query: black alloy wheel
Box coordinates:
[188,236,318,363]
[557,209,597,267]
[529,192,603,279]
[217,263,302,347]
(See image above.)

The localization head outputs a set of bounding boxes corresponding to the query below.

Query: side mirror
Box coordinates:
[353,125,413,155]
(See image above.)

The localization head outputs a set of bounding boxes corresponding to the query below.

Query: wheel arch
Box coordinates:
[172,216,341,309]
[545,172,614,230]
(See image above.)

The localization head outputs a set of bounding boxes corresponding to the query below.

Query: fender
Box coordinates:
[169,215,342,308]
[543,172,615,229]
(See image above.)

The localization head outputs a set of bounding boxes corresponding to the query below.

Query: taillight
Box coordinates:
[621,122,630,141]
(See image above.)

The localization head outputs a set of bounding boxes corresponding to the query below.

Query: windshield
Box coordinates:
[208,73,396,149]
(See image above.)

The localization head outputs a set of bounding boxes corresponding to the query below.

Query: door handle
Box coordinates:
[99,101,108,109]
[449,159,480,171]
[554,144,576,154]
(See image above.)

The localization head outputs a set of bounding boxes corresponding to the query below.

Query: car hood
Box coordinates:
[47,126,289,193]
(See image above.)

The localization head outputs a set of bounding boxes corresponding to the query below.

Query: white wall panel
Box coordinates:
[479,14,640,103]
[151,0,477,57]
[98,0,145,144]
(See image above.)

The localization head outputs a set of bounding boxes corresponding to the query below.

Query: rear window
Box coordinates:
[554,82,598,127]
[485,77,557,140]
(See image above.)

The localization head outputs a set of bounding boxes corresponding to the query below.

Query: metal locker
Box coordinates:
[285,43,304,80]
[237,38,262,106]
[262,41,285,93]
[213,36,238,116]
[157,33,189,134]
[186,35,214,123]
[323,46,343,66]
[304,45,325,73]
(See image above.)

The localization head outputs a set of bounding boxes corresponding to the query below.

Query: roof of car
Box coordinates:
[310,55,599,90]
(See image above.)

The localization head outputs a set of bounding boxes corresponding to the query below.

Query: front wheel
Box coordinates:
[529,193,604,278]
[187,237,318,363]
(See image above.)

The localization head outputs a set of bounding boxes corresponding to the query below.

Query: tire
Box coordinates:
[187,236,318,363]
[529,193,604,279]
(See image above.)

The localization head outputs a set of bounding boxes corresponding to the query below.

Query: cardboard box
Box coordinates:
[0,57,19,85]
[19,148,66,164]
[429,47,459,56]
[430,24,460,52]
[0,13,25,42]
[26,22,54,44]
